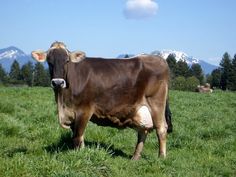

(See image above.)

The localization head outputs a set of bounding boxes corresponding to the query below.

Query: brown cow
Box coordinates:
[197,83,213,93]
[31,41,171,160]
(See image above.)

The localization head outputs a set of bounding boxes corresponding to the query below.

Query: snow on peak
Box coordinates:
[151,49,199,65]
[0,46,26,60]
[0,50,18,59]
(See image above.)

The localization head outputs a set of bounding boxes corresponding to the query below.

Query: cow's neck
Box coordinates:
[56,88,72,106]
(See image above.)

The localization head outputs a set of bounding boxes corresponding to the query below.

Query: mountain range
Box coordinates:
[0,46,218,74]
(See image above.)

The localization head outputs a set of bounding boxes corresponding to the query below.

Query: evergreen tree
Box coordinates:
[21,62,34,86]
[190,63,204,84]
[166,54,177,79]
[9,60,22,84]
[33,63,50,87]
[220,52,232,90]
[186,76,200,92]
[206,74,212,86]
[0,64,7,84]
[172,76,186,91]
[175,60,190,78]
[211,68,221,89]
[44,68,51,87]
[124,54,130,58]
[229,54,236,90]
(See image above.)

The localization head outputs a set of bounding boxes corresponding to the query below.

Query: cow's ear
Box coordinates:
[31,50,47,62]
[70,51,86,63]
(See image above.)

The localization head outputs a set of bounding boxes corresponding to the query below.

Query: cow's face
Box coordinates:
[31,42,86,89]
[47,45,69,89]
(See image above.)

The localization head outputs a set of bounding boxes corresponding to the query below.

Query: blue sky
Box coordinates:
[0,0,236,65]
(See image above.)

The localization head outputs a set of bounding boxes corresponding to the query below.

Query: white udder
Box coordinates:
[137,106,153,129]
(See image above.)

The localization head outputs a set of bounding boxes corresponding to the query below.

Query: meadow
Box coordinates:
[0,87,235,177]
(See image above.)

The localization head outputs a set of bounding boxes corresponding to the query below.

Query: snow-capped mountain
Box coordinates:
[151,50,218,74]
[151,50,199,65]
[0,46,26,59]
[0,46,33,72]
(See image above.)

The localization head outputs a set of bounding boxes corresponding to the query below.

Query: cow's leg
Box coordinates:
[156,119,167,158]
[72,109,92,149]
[165,100,173,133]
[151,103,167,158]
[148,84,168,158]
[132,130,148,160]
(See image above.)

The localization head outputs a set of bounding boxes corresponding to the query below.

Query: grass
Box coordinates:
[0,87,235,177]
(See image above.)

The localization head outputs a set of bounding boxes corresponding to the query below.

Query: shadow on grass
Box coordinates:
[45,132,74,153]
[45,132,131,159]
[6,147,28,158]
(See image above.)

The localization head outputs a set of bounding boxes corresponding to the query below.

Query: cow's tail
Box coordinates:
[165,99,173,133]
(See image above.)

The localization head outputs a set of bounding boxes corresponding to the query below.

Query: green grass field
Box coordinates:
[0,87,235,177]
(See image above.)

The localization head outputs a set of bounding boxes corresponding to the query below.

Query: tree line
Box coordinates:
[167,52,236,91]
[0,60,50,87]
[166,54,204,91]
[207,52,236,91]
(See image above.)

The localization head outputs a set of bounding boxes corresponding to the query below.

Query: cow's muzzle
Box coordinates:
[51,78,67,89]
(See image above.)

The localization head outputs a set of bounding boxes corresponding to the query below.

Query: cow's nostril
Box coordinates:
[60,80,66,88]
[51,80,57,88]
[51,78,66,89]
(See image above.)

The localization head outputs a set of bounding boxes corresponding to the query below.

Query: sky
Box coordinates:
[0,0,236,65]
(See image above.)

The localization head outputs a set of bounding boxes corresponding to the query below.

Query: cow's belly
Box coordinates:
[91,105,153,130]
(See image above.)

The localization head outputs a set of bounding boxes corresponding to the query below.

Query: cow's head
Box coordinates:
[31,42,86,89]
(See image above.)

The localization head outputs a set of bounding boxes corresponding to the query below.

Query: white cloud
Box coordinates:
[124,0,159,20]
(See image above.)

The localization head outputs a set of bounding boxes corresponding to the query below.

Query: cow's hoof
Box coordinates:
[131,155,140,160]
[73,139,84,149]
[159,153,166,158]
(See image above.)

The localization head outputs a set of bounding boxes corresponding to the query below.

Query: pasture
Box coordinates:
[0,87,235,177]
